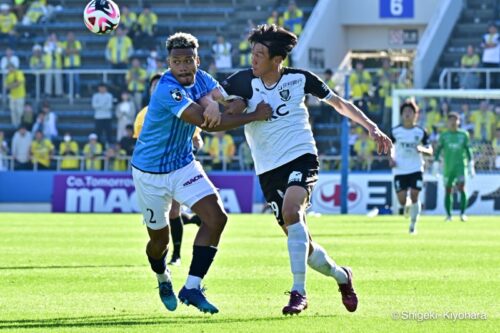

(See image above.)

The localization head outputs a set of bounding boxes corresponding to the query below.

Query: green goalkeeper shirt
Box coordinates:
[434,130,472,173]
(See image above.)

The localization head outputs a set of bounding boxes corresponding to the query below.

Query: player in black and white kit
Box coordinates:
[390,100,433,234]
[218,25,393,315]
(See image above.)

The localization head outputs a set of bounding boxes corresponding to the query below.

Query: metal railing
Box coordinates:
[439,67,500,89]
[1,68,128,106]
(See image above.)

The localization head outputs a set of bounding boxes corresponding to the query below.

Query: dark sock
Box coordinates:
[398,207,404,215]
[445,192,452,216]
[170,217,183,258]
[181,212,202,226]
[460,191,467,214]
[190,214,202,226]
[147,251,167,274]
[188,245,217,279]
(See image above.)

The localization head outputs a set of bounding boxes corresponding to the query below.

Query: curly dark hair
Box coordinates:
[166,32,199,52]
[248,24,298,60]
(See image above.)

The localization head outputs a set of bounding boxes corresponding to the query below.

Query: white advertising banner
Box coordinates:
[311,173,499,215]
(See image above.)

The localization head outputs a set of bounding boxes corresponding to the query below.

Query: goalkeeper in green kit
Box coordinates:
[432,112,475,222]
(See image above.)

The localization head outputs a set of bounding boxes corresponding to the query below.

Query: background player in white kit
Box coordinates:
[220,24,393,315]
[389,100,433,234]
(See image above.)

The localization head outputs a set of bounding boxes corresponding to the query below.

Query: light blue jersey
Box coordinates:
[131,69,219,173]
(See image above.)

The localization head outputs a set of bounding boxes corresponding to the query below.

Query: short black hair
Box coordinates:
[448,112,460,120]
[399,99,419,115]
[166,32,199,52]
[248,24,298,60]
[325,69,333,75]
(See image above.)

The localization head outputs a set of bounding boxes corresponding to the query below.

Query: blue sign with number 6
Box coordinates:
[380,0,414,18]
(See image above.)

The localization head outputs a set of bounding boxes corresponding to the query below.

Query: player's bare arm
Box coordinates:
[326,94,393,154]
[180,101,271,132]
[199,88,226,128]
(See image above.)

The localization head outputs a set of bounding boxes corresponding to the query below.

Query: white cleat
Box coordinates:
[460,214,468,222]
[444,215,452,222]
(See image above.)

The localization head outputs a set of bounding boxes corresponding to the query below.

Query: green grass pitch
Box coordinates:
[0,213,498,333]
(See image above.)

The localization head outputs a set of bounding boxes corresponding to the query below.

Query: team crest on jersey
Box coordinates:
[279,89,291,101]
[170,88,183,102]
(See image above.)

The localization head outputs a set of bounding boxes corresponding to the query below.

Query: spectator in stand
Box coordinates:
[22,0,49,25]
[105,27,133,90]
[0,131,9,171]
[470,100,497,142]
[30,130,54,170]
[20,102,35,130]
[481,23,500,88]
[238,32,252,68]
[32,102,58,140]
[29,44,44,69]
[105,143,127,171]
[59,132,79,170]
[11,124,32,170]
[267,10,283,27]
[136,4,157,50]
[115,91,136,142]
[83,133,103,171]
[324,69,336,92]
[146,50,159,77]
[238,141,253,171]
[283,1,303,36]
[120,5,137,36]
[349,61,372,113]
[126,58,147,110]
[212,34,232,79]
[0,4,17,48]
[1,47,20,70]
[119,124,136,156]
[5,62,26,128]
[207,131,235,170]
[493,127,500,169]
[353,130,376,170]
[459,103,474,132]
[60,32,82,98]
[424,98,442,134]
[92,83,114,145]
[43,33,63,97]
[460,45,480,89]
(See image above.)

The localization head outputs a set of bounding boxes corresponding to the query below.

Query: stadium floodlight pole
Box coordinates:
[340,74,351,214]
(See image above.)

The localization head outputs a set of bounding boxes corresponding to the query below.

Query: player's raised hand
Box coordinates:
[253,101,273,121]
[368,126,392,155]
[201,101,221,128]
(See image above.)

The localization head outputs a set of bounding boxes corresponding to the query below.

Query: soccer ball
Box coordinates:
[83,0,120,34]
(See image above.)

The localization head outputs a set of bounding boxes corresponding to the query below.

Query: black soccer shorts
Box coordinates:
[394,171,423,192]
[258,153,319,226]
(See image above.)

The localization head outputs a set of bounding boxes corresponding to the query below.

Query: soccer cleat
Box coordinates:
[338,266,358,312]
[158,280,177,311]
[409,225,417,235]
[168,256,181,266]
[282,291,308,315]
[444,215,452,222]
[178,286,219,314]
[460,214,468,222]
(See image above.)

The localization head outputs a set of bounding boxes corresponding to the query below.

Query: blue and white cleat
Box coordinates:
[158,280,177,311]
[178,286,219,314]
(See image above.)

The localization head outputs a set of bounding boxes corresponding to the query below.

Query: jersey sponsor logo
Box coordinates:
[183,174,204,187]
[279,88,291,101]
[288,171,303,183]
[170,88,183,102]
[281,79,302,89]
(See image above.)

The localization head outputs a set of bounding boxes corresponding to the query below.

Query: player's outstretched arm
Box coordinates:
[180,101,271,132]
[417,145,433,156]
[325,94,393,154]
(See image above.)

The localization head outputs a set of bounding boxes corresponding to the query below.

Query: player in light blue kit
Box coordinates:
[131,32,271,314]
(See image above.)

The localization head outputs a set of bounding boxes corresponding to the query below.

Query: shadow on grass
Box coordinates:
[0,265,144,271]
[0,313,336,330]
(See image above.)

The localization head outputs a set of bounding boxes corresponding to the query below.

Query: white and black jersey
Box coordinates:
[390,125,429,176]
[221,68,334,175]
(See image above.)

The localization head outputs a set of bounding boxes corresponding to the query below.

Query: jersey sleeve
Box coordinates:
[221,70,254,100]
[198,70,228,100]
[421,127,430,146]
[303,70,334,100]
[156,81,193,118]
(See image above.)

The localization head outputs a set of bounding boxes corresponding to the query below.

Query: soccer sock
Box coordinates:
[185,245,217,289]
[169,217,183,258]
[148,251,167,275]
[287,221,308,295]
[398,207,404,215]
[410,201,421,225]
[460,191,467,214]
[445,192,452,217]
[307,242,348,284]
